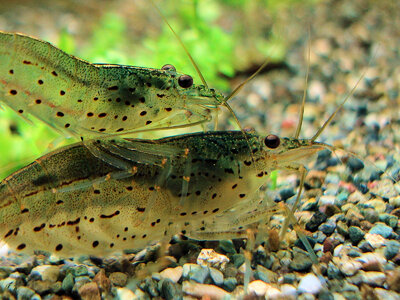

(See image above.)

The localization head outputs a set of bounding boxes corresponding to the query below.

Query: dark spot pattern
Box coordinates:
[100,210,120,219]
[9,90,17,95]
[17,243,26,250]
[56,112,64,117]
[35,99,42,104]
[55,244,63,251]
[92,241,99,248]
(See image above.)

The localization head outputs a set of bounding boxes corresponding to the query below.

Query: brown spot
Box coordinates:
[60,90,65,96]
[67,217,80,226]
[18,109,23,114]
[35,99,42,104]
[56,200,64,205]
[124,227,128,232]
[212,208,219,213]
[137,207,145,213]
[157,94,165,98]
[9,70,14,74]
[200,227,205,231]
[92,241,99,248]
[146,82,152,87]
[126,186,133,191]
[98,113,107,118]
[116,98,121,102]
[116,128,124,132]
[257,171,264,177]
[244,161,252,166]
[98,128,106,132]
[21,208,29,213]
[108,86,119,90]
[100,210,120,219]
[4,229,13,238]
[195,191,201,196]
[89,218,95,222]
[56,112,64,117]
[55,244,63,251]
[131,235,136,239]
[146,121,152,125]
[87,112,94,117]
[142,234,147,238]
[191,211,197,215]
[64,123,70,128]
[224,168,234,174]
[77,99,83,103]
[129,88,135,92]
[93,97,98,101]
[17,243,26,250]
[9,90,17,95]
[51,71,58,76]
[165,107,172,112]
[212,193,217,199]
[23,60,31,64]
[140,111,147,116]
[125,101,130,106]
[33,223,46,232]
[232,184,238,189]
[110,243,114,248]
[139,97,145,103]
[38,79,44,85]
[239,194,246,198]
[122,116,128,121]
[151,222,156,227]
[180,212,187,216]
[203,210,208,214]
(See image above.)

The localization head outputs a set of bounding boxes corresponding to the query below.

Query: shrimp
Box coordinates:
[0,131,328,256]
[0,31,224,138]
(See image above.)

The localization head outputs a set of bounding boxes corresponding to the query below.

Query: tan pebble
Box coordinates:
[31,265,60,283]
[339,258,362,276]
[78,282,101,300]
[247,280,268,296]
[93,269,111,293]
[197,249,229,270]
[365,199,386,213]
[361,271,386,287]
[116,287,141,300]
[386,270,400,292]
[389,195,400,208]
[182,280,229,299]
[364,233,385,248]
[109,272,128,287]
[160,266,183,283]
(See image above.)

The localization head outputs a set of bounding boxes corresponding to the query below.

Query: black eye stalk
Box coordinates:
[178,74,194,88]
[264,134,280,149]
[162,64,176,72]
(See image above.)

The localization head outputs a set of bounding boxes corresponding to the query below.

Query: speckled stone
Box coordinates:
[109,272,128,287]
[348,226,365,244]
[369,222,393,238]
[78,282,101,300]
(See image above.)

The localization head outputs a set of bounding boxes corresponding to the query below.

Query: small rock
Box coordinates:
[369,222,393,238]
[283,273,296,284]
[93,269,111,293]
[116,287,139,299]
[209,267,224,285]
[361,271,386,287]
[28,280,53,295]
[197,249,229,269]
[161,279,181,300]
[380,214,398,228]
[338,258,362,276]
[281,283,297,297]
[336,221,349,237]
[16,286,35,300]
[182,263,209,283]
[255,264,278,283]
[364,233,386,248]
[280,188,295,200]
[109,272,128,287]
[78,282,101,300]
[289,249,313,272]
[348,226,365,244]
[297,274,323,294]
[389,195,400,207]
[73,276,92,293]
[363,208,379,224]
[182,281,228,299]
[327,262,341,279]
[384,240,400,260]
[61,272,74,293]
[31,265,60,283]
[223,277,237,292]
[306,211,327,232]
[319,219,336,235]
[73,265,89,277]
[247,280,268,296]
[386,270,400,292]
[347,157,364,172]
[160,266,183,283]
[218,240,236,254]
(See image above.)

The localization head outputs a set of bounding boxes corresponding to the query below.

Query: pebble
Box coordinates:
[364,233,386,248]
[16,286,36,300]
[289,249,313,272]
[297,274,323,294]
[319,219,337,235]
[338,257,362,276]
[159,266,183,283]
[30,265,60,283]
[380,213,398,228]
[369,222,393,238]
[182,263,209,283]
[281,283,297,298]
[73,265,89,277]
[255,264,278,283]
[364,199,387,213]
[348,226,365,244]
[116,287,139,300]
[93,269,111,293]
[182,281,228,299]
[218,240,236,254]
[319,195,336,206]
[389,195,400,207]
[347,157,364,173]
[384,240,400,260]
[209,267,224,286]
[196,249,229,269]
[109,272,128,287]
[306,211,327,232]
[78,282,101,300]
[247,280,269,296]
[361,271,386,287]
[61,272,74,293]
[223,277,237,292]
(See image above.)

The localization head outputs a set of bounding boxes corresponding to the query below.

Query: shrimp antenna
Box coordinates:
[149,0,208,88]
[294,26,311,139]
[311,46,379,142]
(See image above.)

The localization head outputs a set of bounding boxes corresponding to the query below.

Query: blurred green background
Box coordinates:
[0,0,317,178]
[0,0,398,179]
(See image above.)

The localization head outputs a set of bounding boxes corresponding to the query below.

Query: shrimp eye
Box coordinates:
[161,64,176,72]
[178,75,193,88]
[264,134,280,149]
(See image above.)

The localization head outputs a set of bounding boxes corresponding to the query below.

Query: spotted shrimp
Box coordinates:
[0,129,330,256]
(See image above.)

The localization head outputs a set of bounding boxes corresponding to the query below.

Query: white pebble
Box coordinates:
[298,274,323,294]
[159,266,183,283]
[364,233,386,248]
[182,281,228,299]
[197,249,229,269]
